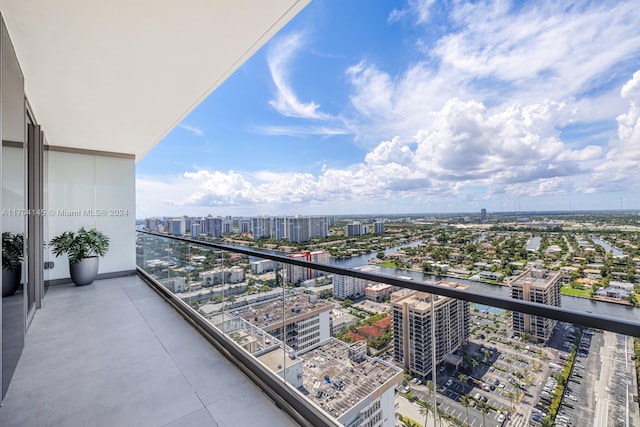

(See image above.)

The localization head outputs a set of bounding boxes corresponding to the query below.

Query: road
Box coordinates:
[594,331,616,427]
[396,395,453,427]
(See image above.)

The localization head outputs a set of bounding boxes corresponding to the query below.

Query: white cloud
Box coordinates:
[141,2,640,215]
[435,0,640,101]
[177,124,205,136]
[252,124,350,137]
[143,94,611,213]
[617,69,640,146]
[389,0,437,25]
[345,0,640,148]
[267,32,329,120]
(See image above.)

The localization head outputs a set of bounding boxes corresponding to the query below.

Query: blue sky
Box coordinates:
[136,0,640,218]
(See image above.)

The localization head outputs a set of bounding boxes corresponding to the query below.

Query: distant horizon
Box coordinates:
[136,208,640,221]
[136,0,640,218]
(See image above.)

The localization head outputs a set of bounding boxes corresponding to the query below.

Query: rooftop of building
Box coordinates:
[343,332,367,342]
[298,339,402,420]
[373,316,393,330]
[510,268,561,289]
[356,325,384,338]
[364,283,393,292]
[390,282,470,311]
[258,347,302,373]
[230,293,332,330]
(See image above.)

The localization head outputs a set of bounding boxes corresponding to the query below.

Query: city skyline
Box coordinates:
[136,0,640,218]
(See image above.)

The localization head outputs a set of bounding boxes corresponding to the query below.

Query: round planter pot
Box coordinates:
[2,266,21,297]
[70,256,99,286]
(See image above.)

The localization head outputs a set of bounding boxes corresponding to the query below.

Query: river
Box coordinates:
[591,236,626,257]
[525,236,541,251]
[330,241,639,323]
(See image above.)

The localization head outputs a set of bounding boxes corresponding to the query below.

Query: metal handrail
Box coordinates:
[138,230,640,337]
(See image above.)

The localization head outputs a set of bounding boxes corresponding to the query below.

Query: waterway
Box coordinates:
[330,242,639,323]
[525,236,541,251]
[591,236,626,257]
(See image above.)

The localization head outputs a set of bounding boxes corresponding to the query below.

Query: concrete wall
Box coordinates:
[44,149,135,281]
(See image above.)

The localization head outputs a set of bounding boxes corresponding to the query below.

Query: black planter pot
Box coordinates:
[69,256,99,286]
[2,266,21,297]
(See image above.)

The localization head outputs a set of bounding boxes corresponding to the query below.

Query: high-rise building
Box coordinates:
[333,265,381,300]
[145,217,162,232]
[373,220,385,235]
[286,250,330,285]
[205,216,223,238]
[251,216,273,239]
[238,219,250,234]
[287,216,310,243]
[308,216,329,239]
[272,217,287,240]
[392,284,470,378]
[480,208,487,222]
[510,268,561,343]
[345,221,364,236]
[222,219,234,234]
[169,217,185,236]
[190,222,202,237]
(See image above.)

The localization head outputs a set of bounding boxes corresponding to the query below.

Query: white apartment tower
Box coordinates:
[510,268,561,343]
[333,265,381,300]
[392,284,470,378]
[251,216,273,240]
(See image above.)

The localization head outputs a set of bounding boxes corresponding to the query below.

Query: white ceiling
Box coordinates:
[0,0,310,159]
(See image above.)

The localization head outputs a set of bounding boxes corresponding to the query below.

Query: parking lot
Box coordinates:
[396,303,640,427]
[402,306,589,427]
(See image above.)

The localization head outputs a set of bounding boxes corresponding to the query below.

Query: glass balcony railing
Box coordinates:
[136,230,640,427]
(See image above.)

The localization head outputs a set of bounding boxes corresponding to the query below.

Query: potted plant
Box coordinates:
[2,232,24,296]
[49,227,110,286]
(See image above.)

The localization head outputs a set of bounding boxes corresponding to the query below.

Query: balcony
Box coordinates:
[0,275,298,427]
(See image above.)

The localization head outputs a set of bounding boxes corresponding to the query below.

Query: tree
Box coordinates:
[460,394,472,427]
[503,390,516,412]
[400,418,420,427]
[417,399,434,427]
[342,298,353,308]
[479,403,490,427]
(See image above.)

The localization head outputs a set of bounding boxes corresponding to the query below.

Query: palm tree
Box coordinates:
[417,399,434,426]
[460,394,472,427]
[479,403,490,427]
[400,418,420,427]
[503,390,516,412]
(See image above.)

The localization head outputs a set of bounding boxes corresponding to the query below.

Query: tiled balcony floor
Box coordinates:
[0,275,297,427]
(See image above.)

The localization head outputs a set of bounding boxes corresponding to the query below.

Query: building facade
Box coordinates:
[510,268,561,343]
[333,265,381,300]
[199,266,245,286]
[232,293,332,352]
[392,284,470,378]
[364,283,393,302]
[286,250,330,285]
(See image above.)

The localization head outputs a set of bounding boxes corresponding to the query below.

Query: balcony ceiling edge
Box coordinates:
[0,0,310,159]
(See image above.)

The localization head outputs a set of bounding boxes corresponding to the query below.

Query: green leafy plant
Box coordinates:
[49,227,110,264]
[2,232,24,271]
